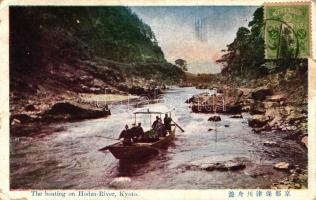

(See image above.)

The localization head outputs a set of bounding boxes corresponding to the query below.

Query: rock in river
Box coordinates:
[263,141,279,147]
[208,115,221,122]
[42,102,110,121]
[274,162,290,170]
[189,88,243,113]
[109,177,131,188]
[202,160,246,171]
[230,114,243,118]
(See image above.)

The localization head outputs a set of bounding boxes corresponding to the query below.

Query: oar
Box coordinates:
[171,119,185,132]
[98,145,111,151]
[96,136,120,152]
[95,135,120,141]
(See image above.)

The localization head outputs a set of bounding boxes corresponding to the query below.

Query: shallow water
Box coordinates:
[10,87,307,189]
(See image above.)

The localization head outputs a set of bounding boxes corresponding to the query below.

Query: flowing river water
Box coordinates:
[10,87,307,189]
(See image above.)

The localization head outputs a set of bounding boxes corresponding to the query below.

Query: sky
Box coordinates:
[131,6,258,74]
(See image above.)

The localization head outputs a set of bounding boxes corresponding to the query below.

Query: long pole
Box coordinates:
[95,135,120,141]
[171,119,185,132]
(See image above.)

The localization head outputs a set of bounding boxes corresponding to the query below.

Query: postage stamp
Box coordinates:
[0,0,316,200]
[264,3,311,59]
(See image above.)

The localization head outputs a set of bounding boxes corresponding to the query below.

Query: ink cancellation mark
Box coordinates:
[264,2,311,59]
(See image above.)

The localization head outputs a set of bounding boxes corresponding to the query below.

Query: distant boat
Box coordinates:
[99,105,180,160]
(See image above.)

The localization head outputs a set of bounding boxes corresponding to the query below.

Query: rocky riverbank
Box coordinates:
[187,85,307,144]
[10,81,165,131]
[187,67,308,145]
[186,68,308,188]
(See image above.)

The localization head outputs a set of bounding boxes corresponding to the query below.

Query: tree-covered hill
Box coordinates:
[9,6,185,118]
[10,6,168,69]
[10,6,184,91]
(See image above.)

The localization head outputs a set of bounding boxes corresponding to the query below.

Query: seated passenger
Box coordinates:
[152,116,160,129]
[129,123,138,139]
[118,125,132,146]
[154,118,165,137]
[134,122,145,141]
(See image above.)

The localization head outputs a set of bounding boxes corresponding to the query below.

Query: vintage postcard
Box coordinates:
[0,0,316,200]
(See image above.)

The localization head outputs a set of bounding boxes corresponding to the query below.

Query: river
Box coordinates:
[10,87,307,189]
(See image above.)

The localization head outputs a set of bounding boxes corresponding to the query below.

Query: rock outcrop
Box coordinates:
[42,102,110,122]
[188,88,244,113]
[248,115,269,128]
[251,86,273,101]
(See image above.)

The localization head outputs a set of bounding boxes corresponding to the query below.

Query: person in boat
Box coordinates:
[118,124,132,146]
[152,116,160,129]
[129,123,142,142]
[134,122,145,142]
[153,117,165,137]
[163,113,172,136]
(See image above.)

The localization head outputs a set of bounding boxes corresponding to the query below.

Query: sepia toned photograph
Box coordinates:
[5,1,313,197]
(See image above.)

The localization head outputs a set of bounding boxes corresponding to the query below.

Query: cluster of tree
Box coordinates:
[216,7,306,79]
[10,6,166,73]
[216,7,265,78]
[175,59,188,71]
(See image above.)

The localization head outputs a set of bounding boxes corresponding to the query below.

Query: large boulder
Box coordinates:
[248,115,269,128]
[186,92,209,104]
[189,88,243,113]
[251,86,273,101]
[250,101,266,115]
[42,102,110,121]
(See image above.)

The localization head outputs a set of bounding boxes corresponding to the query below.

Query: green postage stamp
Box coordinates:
[264,3,311,59]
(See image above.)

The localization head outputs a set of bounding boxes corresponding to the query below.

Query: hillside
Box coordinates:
[9,6,185,123]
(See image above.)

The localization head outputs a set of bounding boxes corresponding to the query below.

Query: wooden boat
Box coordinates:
[99,105,183,160]
[100,125,176,160]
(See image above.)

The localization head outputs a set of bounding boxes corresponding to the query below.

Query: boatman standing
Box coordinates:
[164,114,172,135]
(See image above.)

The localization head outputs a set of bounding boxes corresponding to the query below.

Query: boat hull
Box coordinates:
[103,126,176,160]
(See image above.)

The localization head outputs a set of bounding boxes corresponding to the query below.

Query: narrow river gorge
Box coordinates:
[10,87,307,189]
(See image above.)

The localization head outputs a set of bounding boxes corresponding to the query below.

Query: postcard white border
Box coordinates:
[0,0,315,200]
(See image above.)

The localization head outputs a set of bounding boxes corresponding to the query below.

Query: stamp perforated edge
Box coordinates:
[263,1,312,59]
